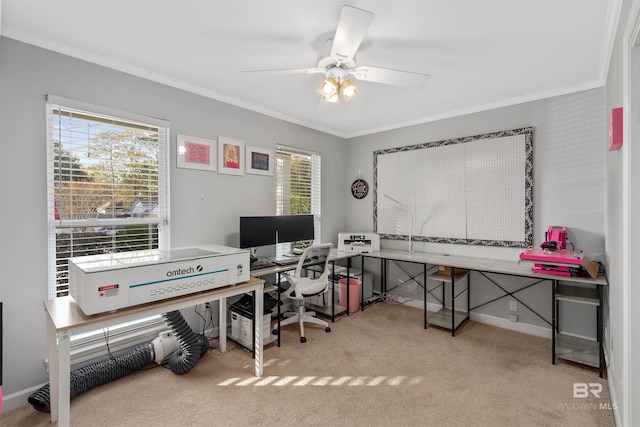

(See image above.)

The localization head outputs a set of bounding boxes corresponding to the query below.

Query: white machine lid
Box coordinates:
[69,245,245,272]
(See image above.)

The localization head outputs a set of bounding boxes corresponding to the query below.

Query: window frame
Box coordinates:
[275,145,321,255]
[46,95,170,299]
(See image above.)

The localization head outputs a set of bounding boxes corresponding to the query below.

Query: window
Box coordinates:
[275,145,321,255]
[46,95,169,299]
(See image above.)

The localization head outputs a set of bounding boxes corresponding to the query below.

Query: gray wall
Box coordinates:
[0,37,347,408]
[343,89,606,332]
[345,92,606,259]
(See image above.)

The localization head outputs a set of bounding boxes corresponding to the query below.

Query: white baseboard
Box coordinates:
[400,298,441,313]
[469,312,552,339]
[607,359,621,427]
[396,298,552,339]
[2,383,48,414]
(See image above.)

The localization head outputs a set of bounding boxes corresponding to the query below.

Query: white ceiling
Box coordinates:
[1,0,620,138]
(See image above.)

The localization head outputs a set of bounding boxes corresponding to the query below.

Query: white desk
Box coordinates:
[361,250,496,333]
[44,277,264,426]
[250,249,359,346]
[362,249,496,270]
[249,249,359,277]
[360,249,607,376]
[361,248,606,294]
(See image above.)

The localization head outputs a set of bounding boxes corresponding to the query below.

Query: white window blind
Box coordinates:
[275,145,321,254]
[46,95,169,299]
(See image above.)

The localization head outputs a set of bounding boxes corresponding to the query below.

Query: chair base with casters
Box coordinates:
[276,294,331,343]
[273,243,333,343]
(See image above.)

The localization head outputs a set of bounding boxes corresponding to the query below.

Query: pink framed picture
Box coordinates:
[177,135,216,171]
[218,136,245,176]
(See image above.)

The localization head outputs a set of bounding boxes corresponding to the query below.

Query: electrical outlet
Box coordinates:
[509,314,518,322]
[509,300,517,312]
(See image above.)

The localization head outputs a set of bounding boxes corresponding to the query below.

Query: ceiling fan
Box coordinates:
[242,5,431,103]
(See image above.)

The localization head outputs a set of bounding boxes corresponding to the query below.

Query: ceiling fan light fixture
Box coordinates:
[244,6,431,107]
[341,79,359,101]
[317,77,339,96]
[323,92,341,104]
[317,75,358,103]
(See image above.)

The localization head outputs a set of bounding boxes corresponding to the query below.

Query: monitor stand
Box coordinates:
[283,242,303,257]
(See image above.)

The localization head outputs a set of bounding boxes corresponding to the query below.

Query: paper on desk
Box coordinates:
[581,256,599,279]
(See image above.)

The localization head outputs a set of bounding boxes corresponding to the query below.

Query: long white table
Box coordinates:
[362,248,607,283]
[43,277,264,426]
[360,249,607,376]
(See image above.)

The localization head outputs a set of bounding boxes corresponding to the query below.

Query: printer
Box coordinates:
[69,244,249,315]
[337,232,380,253]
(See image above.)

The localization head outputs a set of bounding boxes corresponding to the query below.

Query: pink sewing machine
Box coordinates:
[519,226,583,277]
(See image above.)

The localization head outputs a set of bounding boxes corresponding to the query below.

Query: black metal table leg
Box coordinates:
[277,272,282,347]
[552,279,557,364]
[451,269,455,337]
[424,263,428,329]
[598,284,604,378]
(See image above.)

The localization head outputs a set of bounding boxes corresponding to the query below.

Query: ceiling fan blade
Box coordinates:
[241,67,324,76]
[331,6,374,64]
[350,66,431,87]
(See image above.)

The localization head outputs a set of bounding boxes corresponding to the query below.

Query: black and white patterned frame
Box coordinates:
[373,127,533,248]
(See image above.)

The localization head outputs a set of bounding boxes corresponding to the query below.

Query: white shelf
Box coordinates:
[556,284,599,305]
[427,308,469,330]
[553,280,602,375]
[427,271,469,284]
[555,333,599,368]
[426,270,469,334]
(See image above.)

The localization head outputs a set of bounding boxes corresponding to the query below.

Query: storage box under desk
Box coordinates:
[228,298,274,349]
[437,266,467,276]
[229,307,272,349]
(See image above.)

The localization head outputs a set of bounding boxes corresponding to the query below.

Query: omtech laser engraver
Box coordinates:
[69,245,249,315]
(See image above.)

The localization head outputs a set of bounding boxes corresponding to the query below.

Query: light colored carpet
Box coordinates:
[1,302,615,426]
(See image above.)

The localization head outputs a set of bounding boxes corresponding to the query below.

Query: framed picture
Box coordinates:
[217,136,245,176]
[176,135,216,171]
[245,146,275,176]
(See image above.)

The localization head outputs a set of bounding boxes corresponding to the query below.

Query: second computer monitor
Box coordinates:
[277,214,314,244]
[239,216,278,249]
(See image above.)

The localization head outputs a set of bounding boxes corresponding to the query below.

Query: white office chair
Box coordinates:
[276,243,333,343]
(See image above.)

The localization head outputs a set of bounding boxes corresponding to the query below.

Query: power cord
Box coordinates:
[194,304,216,341]
[102,328,156,371]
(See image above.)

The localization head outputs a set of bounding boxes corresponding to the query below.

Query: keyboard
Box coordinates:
[274,257,299,266]
[250,260,276,270]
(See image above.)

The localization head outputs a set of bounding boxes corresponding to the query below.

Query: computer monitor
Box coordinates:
[276,214,315,244]
[239,216,278,249]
